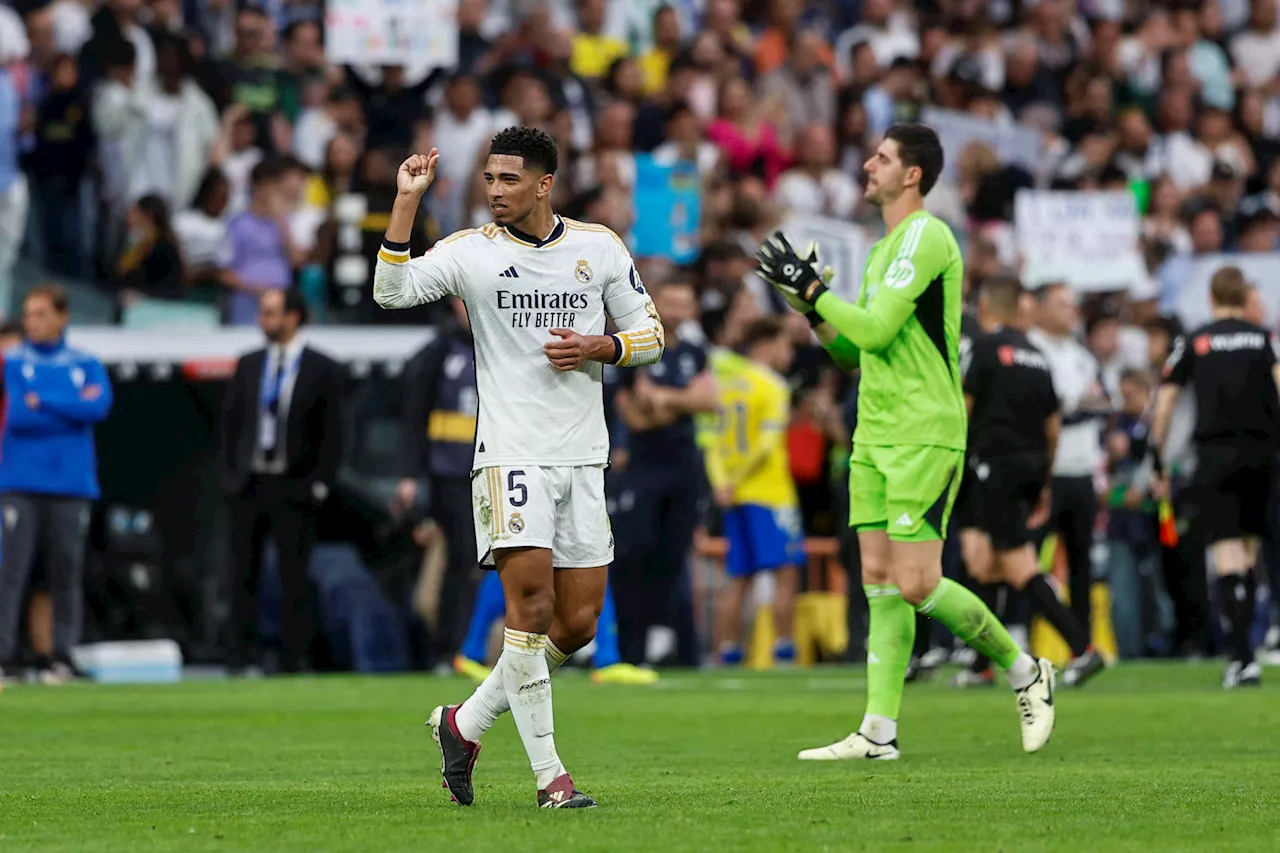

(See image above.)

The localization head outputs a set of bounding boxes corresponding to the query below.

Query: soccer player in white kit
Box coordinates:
[373,127,664,809]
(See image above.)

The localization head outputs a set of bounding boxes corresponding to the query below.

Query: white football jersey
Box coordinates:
[374,216,664,470]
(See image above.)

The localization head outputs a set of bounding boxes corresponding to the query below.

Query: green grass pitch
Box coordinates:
[2,665,1278,852]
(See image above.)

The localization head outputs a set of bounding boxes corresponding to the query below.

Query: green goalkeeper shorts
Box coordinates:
[848,444,964,542]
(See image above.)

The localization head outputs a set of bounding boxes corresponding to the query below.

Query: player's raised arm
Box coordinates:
[602,252,665,368]
[373,148,465,309]
[757,222,945,354]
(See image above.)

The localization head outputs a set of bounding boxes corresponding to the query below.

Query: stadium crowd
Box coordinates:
[1,0,1280,673]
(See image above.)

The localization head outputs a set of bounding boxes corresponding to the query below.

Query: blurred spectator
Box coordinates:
[833,0,917,72]
[571,0,628,79]
[774,123,858,219]
[651,101,720,182]
[27,52,92,280]
[433,74,495,233]
[0,38,24,317]
[0,284,112,685]
[1156,204,1226,313]
[1230,0,1280,88]
[224,158,302,326]
[706,76,790,187]
[220,288,341,675]
[760,28,835,139]
[174,168,232,288]
[293,86,364,172]
[639,3,682,95]
[115,194,184,312]
[755,0,830,77]
[345,65,431,154]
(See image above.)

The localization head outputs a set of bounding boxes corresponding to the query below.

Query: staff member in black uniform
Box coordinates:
[960,276,1105,687]
[399,297,480,665]
[221,289,344,674]
[1153,267,1280,689]
[611,280,718,666]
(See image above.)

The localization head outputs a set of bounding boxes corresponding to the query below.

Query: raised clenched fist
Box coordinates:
[397,148,439,197]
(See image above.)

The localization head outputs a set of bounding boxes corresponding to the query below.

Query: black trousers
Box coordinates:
[1046,475,1098,638]
[610,462,701,667]
[0,493,91,663]
[428,475,478,663]
[228,475,320,672]
[1161,480,1212,656]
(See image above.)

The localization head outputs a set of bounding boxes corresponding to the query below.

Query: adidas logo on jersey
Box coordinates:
[894,513,914,527]
[499,266,519,278]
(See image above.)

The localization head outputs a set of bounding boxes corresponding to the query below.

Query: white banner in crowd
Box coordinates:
[780,215,868,301]
[1174,253,1280,329]
[1014,189,1146,292]
[325,0,459,66]
[921,107,1043,180]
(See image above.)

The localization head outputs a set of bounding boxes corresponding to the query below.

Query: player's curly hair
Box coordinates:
[489,126,559,176]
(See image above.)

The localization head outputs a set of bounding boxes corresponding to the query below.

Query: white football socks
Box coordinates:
[859,713,897,745]
[454,638,570,743]
[1006,652,1039,691]
[501,628,565,789]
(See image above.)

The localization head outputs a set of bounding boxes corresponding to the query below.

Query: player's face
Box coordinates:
[22,295,66,343]
[863,139,915,207]
[483,154,552,227]
[655,285,697,330]
[767,334,795,374]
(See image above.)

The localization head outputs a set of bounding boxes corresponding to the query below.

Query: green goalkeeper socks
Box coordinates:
[917,578,1021,671]
[864,585,915,721]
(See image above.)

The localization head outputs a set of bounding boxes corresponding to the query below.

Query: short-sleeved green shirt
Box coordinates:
[853,210,967,450]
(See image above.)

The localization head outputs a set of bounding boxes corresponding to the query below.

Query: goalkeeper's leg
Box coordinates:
[798,526,909,761]
[896,534,1055,753]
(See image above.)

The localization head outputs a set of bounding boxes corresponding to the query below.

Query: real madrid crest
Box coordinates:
[575,259,593,283]
[509,513,524,533]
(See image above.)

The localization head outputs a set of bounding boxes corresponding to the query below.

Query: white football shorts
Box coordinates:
[472,464,614,569]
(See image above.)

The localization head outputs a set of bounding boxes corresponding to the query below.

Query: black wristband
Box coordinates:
[382,238,411,252]
[1150,447,1165,476]
[801,280,829,307]
[806,311,823,329]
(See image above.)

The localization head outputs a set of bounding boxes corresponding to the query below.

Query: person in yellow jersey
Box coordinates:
[711,316,803,665]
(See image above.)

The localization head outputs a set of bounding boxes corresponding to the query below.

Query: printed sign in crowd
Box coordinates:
[325,0,459,66]
[1014,189,1146,293]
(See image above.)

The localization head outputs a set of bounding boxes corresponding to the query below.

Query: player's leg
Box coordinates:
[746,504,803,663]
[455,570,505,679]
[799,448,908,760]
[952,527,998,687]
[990,459,1103,688]
[716,506,753,665]
[886,446,1054,753]
[432,466,559,807]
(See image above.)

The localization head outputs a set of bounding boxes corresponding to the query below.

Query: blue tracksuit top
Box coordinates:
[0,338,113,499]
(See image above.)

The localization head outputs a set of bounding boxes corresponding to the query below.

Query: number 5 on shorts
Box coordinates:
[508,470,527,507]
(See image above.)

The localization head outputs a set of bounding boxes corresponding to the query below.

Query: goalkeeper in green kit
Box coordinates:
[756,124,1056,759]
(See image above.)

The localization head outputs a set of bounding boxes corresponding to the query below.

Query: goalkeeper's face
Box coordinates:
[484,154,553,227]
[862,139,908,207]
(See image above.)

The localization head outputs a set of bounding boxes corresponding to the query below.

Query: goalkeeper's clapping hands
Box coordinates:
[755,231,834,327]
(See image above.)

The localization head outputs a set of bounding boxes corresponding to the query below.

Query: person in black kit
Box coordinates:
[610,280,719,666]
[398,297,480,667]
[1153,266,1280,689]
[221,289,344,674]
[960,276,1105,688]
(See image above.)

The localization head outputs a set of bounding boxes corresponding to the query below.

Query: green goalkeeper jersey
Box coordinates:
[814,210,967,450]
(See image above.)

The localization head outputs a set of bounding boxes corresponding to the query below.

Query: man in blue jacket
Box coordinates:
[0,284,113,683]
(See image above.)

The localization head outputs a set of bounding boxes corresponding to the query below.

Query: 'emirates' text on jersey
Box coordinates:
[1163,317,1280,446]
[374,217,664,469]
[964,327,1059,458]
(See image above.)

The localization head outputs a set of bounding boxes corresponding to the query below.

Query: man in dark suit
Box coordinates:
[221,289,343,674]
